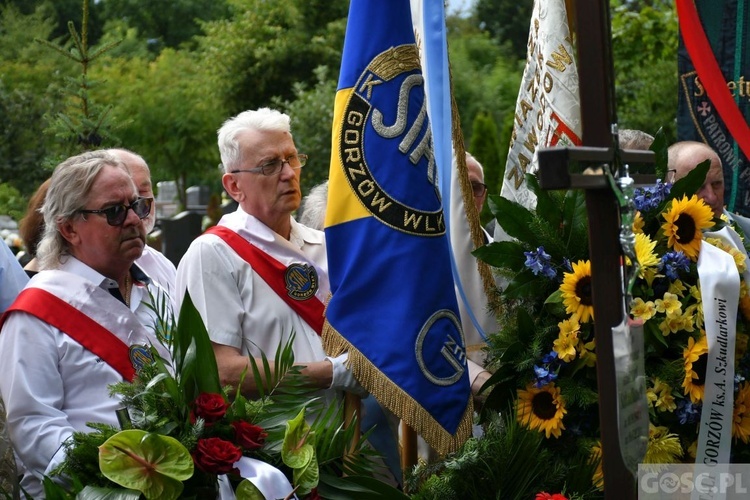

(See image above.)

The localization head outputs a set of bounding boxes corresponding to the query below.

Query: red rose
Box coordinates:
[306,487,321,500]
[232,420,267,451]
[535,494,568,500]
[191,393,229,425]
[192,437,242,475]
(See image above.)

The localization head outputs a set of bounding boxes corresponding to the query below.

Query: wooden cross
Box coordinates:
[536,1,656,498]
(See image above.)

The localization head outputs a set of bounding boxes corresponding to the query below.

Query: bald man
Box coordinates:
[466,152,492,243]
[666,141,725,218]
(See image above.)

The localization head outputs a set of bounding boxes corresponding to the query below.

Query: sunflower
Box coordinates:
[633,211,644,234]
[660,195,714,260]
[560,260,594,323]
[516,382,567,439]
[683,333,709,403]
[634,233,659,276]
[643,424,683,463]
[734,382,750,444]
[589,442,603,490]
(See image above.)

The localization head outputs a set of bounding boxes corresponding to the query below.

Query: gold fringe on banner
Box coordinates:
[448,62,502,319]
[322,319,474,457]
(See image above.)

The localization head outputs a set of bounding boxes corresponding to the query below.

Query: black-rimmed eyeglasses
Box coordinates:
[666,168,677,183]
[230,154,308,176]
[471,181,488,197]
[78,197,153,226]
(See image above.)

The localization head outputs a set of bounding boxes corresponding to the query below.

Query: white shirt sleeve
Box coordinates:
[0,241,28,313]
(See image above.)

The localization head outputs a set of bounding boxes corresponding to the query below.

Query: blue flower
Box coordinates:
[533,351,561,387]
[676,399,702,425]
[633,180,672,212]
[523,246,557,279]
[659,251,691,280]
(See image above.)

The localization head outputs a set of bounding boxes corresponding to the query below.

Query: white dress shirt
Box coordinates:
[0,256,171,497]
[0,241,28,313]
[175,209,330,368]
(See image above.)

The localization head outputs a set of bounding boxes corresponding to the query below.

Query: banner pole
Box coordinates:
[344,393,361,460]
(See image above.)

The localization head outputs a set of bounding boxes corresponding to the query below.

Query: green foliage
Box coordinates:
[275,65,338,196]
[408,411,601,499]
[92,48,226,206]
[473,0,534,60]
[0,182,26,221]
[37,0,123,157]
[3,0,105,45]
[48,293,400,499]
[198,0,347,114]
[100,0,232,52]
[468,112,503,224]
[98,430,193,500]
[611,0,679,140]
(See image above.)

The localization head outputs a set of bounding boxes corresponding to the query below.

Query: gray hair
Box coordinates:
[37,150,125,270]
[217,107,292,173]
[298,181,329,231]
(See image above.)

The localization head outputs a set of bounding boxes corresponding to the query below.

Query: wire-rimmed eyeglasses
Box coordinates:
[78,197,153,226]
[666,168,677,183]
[230,154,308,176]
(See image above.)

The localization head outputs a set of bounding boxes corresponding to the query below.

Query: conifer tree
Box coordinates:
[36,0,121,161]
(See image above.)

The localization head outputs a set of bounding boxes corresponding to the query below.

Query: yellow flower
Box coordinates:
[631,297,656,321]
[688,286,704,328]
[706,236,748,273]
[741,286,750,322]
[553,318,579,362]
[658,317,683,336]
[634,233,660,276]
[560,260,594,323]
[683,333,709,403]
[687,440,698,460]
[633,211,644,234]
[644,424,683,463]
[655,292,682,317]
[737,333,749,361]
[578,338,597,367]
[589,442,603,490]
[650,378,676,413]
[734,382,750,444]
[516,382,567,439]
[660,195,714,260]
[668,279,687,297]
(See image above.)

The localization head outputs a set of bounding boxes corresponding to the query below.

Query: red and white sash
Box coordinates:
[205,224,326,335]
[0,270,169,381]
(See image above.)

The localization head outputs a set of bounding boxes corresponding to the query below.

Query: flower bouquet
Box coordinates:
[44,293,405,499]
[408,134,750,498]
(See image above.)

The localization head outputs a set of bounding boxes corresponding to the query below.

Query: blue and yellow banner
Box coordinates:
[322,0,473,455]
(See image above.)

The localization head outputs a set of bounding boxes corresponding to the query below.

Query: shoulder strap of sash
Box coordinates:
[1,288,136,381]
[204,225,325,335]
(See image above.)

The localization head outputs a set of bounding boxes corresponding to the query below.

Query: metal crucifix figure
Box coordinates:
[536,1,657,498]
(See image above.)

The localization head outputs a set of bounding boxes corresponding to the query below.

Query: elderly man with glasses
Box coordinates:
[666,141,725,218]
[0,150,171,497]
[175,107,363,404]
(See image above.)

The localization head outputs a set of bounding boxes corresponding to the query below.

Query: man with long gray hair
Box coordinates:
[0,150,171,497]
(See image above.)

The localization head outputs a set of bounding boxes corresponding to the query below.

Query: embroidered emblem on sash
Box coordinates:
[285,263,318,300]
[129,344,154,371]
